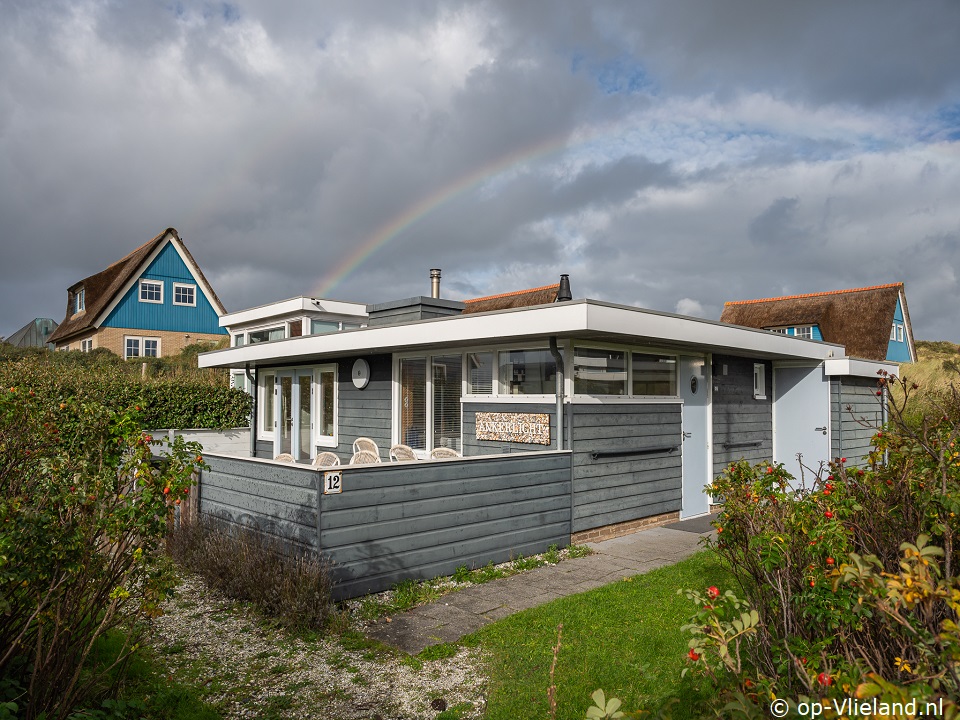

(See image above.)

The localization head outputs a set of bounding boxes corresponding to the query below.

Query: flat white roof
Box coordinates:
[200,299,848,369]
[219,296,368,328]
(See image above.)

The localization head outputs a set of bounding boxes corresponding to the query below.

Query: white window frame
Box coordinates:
[80,338,93,353]
[793,326,814,340]
[754,363,767,400]
[138,279,163,304]
[124,336,161,360]
[172,282,197,307]
[459,342,558,403]
[393,351,466,456]
[896,324,904,343]
[572,341,681,401]
[314,364,338,448]
[74,288,85,313]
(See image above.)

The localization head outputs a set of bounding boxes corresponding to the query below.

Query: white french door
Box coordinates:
[274,370,313,461]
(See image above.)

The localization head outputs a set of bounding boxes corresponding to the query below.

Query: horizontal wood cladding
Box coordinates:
[712,355,773,474]
[197,451,572,600]
[199,455,319,555]
[570,403,682,533]
[832,376,883,466]
[335,354,392,462]
[462,402,557,454]
[320,452,572,599]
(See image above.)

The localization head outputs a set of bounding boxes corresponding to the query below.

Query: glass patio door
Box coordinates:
[275,370,313,461]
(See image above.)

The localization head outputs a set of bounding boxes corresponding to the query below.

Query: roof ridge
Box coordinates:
[465,282,560,304]
[724,282,903,307]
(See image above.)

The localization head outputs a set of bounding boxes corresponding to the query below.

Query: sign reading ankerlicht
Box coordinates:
[475,412,550,446]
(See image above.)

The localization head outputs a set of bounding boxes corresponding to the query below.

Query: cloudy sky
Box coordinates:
[2,1,959,341]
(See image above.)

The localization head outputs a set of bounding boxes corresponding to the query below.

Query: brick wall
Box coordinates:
[92,327,224,357]
[570,510,680,544]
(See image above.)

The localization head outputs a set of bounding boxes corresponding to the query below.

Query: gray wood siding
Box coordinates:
[255,440,273,459]
[197,451,572,599]
[199,455,319,555]
[462,402,557,454]
[321,452,571,598]
[335,354,393,462]
[831,376,883,466]
[570,404,682,532]
[712,355,773,474]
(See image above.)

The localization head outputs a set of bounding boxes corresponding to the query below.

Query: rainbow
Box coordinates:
[310,131,583,298]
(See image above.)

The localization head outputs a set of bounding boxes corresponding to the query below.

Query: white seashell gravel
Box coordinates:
[150,574,488,720]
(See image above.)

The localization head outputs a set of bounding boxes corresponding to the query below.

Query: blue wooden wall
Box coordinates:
[886,296,911,362]
[102,242,225,334]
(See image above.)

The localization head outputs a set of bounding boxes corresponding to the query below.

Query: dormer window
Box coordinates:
[74,288,85,313]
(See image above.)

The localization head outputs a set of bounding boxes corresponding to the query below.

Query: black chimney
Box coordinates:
[556,274,572,302]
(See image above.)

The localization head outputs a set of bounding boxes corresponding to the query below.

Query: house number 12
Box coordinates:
[323,471,342,495]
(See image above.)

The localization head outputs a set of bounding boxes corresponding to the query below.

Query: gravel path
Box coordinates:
[150,575,488,720]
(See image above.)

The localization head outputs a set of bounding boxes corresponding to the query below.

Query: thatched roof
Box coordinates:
[720,283,914,361]
[462,283,560,314]
[48,228,226,345]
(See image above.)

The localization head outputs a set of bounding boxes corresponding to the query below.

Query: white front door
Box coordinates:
[679,356,711,518]
[773,365,830,483]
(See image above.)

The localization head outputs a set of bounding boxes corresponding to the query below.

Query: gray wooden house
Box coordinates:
[196,275,895,597]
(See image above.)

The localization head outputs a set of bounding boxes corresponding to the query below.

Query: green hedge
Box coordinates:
[0,348,251,430]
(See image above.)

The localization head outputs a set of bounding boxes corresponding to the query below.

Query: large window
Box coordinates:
[466,352,494,394]
[574,348,626,395]
[139,280,163,303]
[397,354,462,453]
[316,366,336,444]
[631,353,676,396]
[498,349,557,395]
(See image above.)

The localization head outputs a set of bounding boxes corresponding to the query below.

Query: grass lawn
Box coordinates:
[466,550,733,720]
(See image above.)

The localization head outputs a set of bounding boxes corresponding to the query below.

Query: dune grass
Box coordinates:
[466,550,732,720]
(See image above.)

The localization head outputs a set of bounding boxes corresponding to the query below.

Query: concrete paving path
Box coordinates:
[365,517,716,654]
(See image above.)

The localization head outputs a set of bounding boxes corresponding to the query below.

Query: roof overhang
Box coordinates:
[219,296,369,329]
[823,357,899,378]
[199,299,846,370]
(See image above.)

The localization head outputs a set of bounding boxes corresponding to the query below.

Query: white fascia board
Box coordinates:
[201,302,590,368]
[584,302,842,360]
[200,299,844,369]
[219,297,368,328]
[824,357,899,378]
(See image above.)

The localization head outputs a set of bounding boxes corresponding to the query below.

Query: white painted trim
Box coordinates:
[258,371,276,442]
[138,279,163,305]
[823,357,898,378]
[200,299,844,371]
[172,282,197,307]
[463,395,561,404]
[166,235,227,316]
[93,234,172,327]
[123,335,161,360]
[313,364,338,449]
[220,296,368,329]
[567,396,684,405]
[706,352,714,505]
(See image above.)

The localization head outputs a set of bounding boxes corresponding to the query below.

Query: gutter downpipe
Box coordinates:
[246,365,257,458]
[549,337,564,452]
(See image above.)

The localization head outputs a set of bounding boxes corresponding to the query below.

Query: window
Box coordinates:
[248,326,285,344]
[891,324,897,341]
[754,363,766,400]
[124,336,160,359]
[632,353,677,396]
[498,349,556,395]
[230,371,249,393]
[260,373,275,439]
[233,334,245,347]
[317,367,336,442]
[769,327,788,335]
[574,347,626,395]
[794,326,813,339]
[80,339,92,353]
[311,320,340,335]
[466,352,494,394]
[139,280,163,303]
[173,283,196,306]
[74,288,85,313]
[397,354,462,453]
[897,324,904,343]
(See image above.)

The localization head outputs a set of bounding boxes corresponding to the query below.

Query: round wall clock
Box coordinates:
[352,358,370,389]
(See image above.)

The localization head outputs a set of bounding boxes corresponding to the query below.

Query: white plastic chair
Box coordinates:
[349,450,380,465]
[274,453,296,463]
[313,451,341,468]
[352,437,381,462]
[429,447,461,459]
[389,444,419,462]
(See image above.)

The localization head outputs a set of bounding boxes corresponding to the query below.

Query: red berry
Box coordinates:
[817,672,833,686]
[766,466,774,474]
[826,557,835,565]
[824,510,834,519]
[184,488,189,495]
[707,586,720,599]
[809,579,816,587]
[163,487,170,495]
[688,648,700,661]
[840,457,846,463]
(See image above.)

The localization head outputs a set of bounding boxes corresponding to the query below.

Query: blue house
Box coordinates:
[720,283,916,363]
[48,228,227,357]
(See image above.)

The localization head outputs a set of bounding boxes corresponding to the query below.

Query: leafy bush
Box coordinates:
[0,383,203,719]
[679,370,960,713]
[0,349,251,430]
[166,518,335,631]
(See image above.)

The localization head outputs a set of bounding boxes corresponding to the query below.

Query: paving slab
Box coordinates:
[362,516,714,654]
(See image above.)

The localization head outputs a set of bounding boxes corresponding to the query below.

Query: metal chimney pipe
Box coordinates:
[430,268,441,298]
[556,274,572,302]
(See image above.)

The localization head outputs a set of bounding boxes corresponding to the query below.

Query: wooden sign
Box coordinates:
[475,412,550,445]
